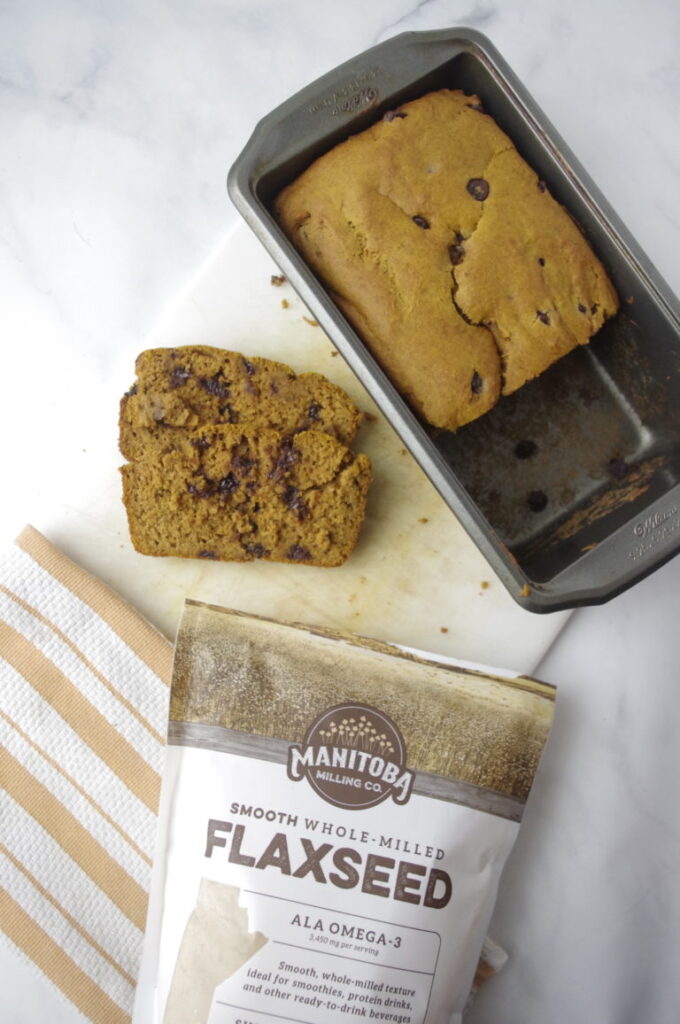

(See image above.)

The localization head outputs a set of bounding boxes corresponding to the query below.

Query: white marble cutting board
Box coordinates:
[31,221,568,671]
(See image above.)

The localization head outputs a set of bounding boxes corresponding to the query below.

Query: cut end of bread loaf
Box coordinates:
[274,88,619,432]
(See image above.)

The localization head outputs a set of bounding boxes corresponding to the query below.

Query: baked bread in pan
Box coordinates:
[275,89,619,431]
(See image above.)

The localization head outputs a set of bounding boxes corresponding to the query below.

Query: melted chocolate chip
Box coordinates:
[245,542,269,559]
[217,472,239,496]
[515,439,538,459]
[412,215,430,229]
[466,178,489,201]
[192,435,212,451]
[282,485,308,521]
[169,366,190,389]
[278,441,299,471]
[242,358,256,376]
[197,550,217,559]
[307,401,322,421]
[591,303,599,314]
[536,310,551,325]
[268,440,301,481]
[288,544,312,562]
[232,451,255,474]
[609,457,629,481]
[538,257,545,266]
[471,371,483,394]
[527,490,548,513]
[219,403,239,423]
[578,303,587,313]
[448,242,465,265]
[199,373,231,399]
[383,109,407,121]
[537,179,547,192]
[187,479,216,498]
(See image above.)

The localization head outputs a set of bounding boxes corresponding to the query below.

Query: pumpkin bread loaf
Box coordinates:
[121,425,372,567]
[120,345,362,461]
[274,89,619,431]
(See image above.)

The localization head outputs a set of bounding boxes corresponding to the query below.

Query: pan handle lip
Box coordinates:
[227,27,497,195]
[515,485,680,613]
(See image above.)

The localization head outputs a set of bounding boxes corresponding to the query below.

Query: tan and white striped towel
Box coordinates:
[0,525,172,1023]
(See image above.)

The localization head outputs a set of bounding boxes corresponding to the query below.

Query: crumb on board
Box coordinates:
[419,517,429,524]
[480,581,489,589]
[581,542,598,552]
[281,298,289,309]
[303,316,320,327]
[271,274,286,287]
[626,296,634,304]
[519,584,531,598]
[400,448,408,456]
[330,350,338,357]
[440,627,449,634]
[363,412,378,423]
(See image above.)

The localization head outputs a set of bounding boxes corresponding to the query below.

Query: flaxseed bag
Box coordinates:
[135,601,555,1024]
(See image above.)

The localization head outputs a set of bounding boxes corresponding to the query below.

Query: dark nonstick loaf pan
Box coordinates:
[228,28,680,613]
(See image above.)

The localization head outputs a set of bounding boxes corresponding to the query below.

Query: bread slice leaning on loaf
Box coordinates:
[274,88,619,431]
[120,345,362,460]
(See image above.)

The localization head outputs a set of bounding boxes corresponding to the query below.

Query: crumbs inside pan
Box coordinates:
[523,455,666,554]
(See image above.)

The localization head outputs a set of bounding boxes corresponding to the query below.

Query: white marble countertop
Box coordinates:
[2,1,679,1022]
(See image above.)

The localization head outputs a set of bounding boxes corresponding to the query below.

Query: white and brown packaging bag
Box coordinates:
[134,601,555,1024]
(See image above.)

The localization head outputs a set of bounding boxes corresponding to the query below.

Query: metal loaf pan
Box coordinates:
[228,28,680,612]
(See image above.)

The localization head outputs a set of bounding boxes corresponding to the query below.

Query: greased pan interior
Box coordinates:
[228,28,680,612]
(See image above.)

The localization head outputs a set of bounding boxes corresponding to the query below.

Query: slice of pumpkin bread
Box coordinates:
[120,345,362,460]
[121,426,372,567]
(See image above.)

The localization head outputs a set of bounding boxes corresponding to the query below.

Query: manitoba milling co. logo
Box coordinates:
[287,703,414,810]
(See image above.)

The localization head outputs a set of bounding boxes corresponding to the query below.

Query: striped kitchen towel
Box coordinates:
[0,525,173,1023]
